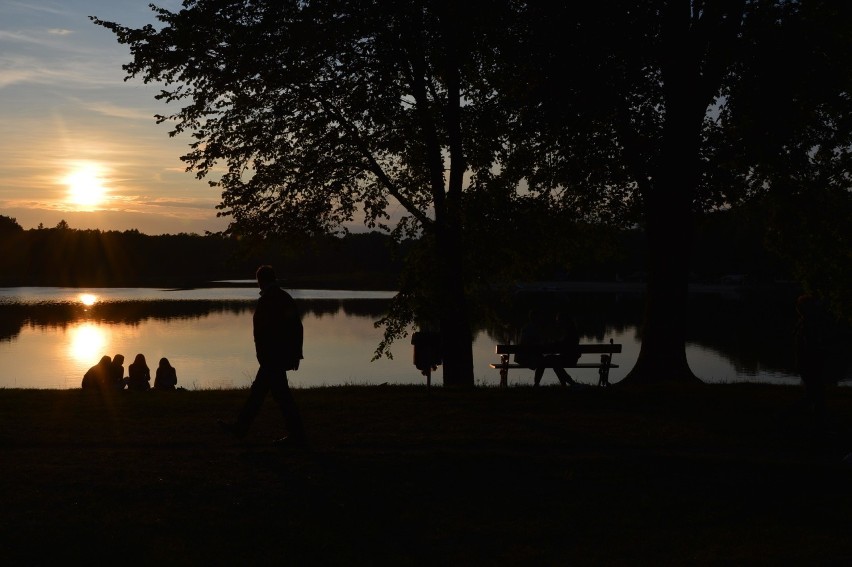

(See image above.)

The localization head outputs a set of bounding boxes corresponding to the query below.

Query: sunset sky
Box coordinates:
[0,0,230,235]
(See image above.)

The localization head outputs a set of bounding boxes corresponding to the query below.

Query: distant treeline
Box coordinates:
[0,212,791,288]
[0,216,405,288]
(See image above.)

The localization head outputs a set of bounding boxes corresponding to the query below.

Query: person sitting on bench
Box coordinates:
[554,310,581,369]
[517,309,579,387]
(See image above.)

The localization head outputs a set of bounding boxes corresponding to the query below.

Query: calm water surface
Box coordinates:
[0,286,838,390]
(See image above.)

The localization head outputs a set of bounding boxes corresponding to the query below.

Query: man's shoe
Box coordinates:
[218,419,247,439]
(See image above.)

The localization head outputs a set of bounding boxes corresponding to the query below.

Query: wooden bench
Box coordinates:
[490,339,622,388]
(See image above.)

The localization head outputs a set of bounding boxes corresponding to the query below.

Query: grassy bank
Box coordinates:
[2,383,852,565]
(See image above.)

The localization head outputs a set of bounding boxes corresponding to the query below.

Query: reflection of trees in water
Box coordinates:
[0,302,86,342]
[490,289,805,376]
[0,298,392,342]
[475,288,830,377]
[685,289,802,375]
[476,292,645,344]
[302,299,390,319]
[3,291,839,379]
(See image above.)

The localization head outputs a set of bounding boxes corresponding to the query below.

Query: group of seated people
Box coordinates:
[82,353,178,391]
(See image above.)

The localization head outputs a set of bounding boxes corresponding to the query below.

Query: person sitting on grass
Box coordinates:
[110,354,126,390]
[154,357,178,390]
[126,353,151,391]
[82,355,112,390]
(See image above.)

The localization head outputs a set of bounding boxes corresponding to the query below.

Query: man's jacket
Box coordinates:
[253,286,303,370]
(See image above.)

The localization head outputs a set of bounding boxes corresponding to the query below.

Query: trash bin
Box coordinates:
[411,330,442,386]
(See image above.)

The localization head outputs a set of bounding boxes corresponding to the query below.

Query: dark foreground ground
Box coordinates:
[2,383,852,566]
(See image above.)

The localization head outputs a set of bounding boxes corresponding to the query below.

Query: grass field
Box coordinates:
[1,383,851,566]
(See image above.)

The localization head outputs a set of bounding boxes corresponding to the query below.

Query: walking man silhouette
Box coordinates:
[219,265,307,448]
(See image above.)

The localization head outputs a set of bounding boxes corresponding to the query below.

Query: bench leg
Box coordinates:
[498,354,509,388]
[598,354,611,387]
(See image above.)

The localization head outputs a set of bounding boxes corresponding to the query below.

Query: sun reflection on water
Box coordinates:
[68,323,107,364]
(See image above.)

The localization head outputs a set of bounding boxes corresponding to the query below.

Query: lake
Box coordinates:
[0,285,845,389]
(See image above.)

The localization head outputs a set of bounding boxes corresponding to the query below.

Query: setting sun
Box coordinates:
[63,162,108,209]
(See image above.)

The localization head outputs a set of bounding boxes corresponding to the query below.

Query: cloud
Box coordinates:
[0,66,38,89]
[3,1,64,17]
[0,18,138,91]
[0,52,126,91]
[146,197,222,210]
[0,28,75,50]
[79,100,158,122]
[0,30,39,43]
[0,59,83,89]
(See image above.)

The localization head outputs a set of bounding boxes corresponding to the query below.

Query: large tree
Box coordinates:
[498,0,852,384]
[94,0,563,387]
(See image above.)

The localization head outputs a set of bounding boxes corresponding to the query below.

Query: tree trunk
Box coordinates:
[435,212,475,388]
[440,307,475,388]
[619,187,702,385]
[434,15,475,388]
[620,65,703,386]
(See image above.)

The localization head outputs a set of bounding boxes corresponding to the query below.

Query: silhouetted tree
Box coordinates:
[496,1,852,384]
[0,215,23,235]
[93,0,547,387]
[0,215,25,284]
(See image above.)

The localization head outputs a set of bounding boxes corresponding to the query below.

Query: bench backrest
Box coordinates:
[496,342,622,356]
